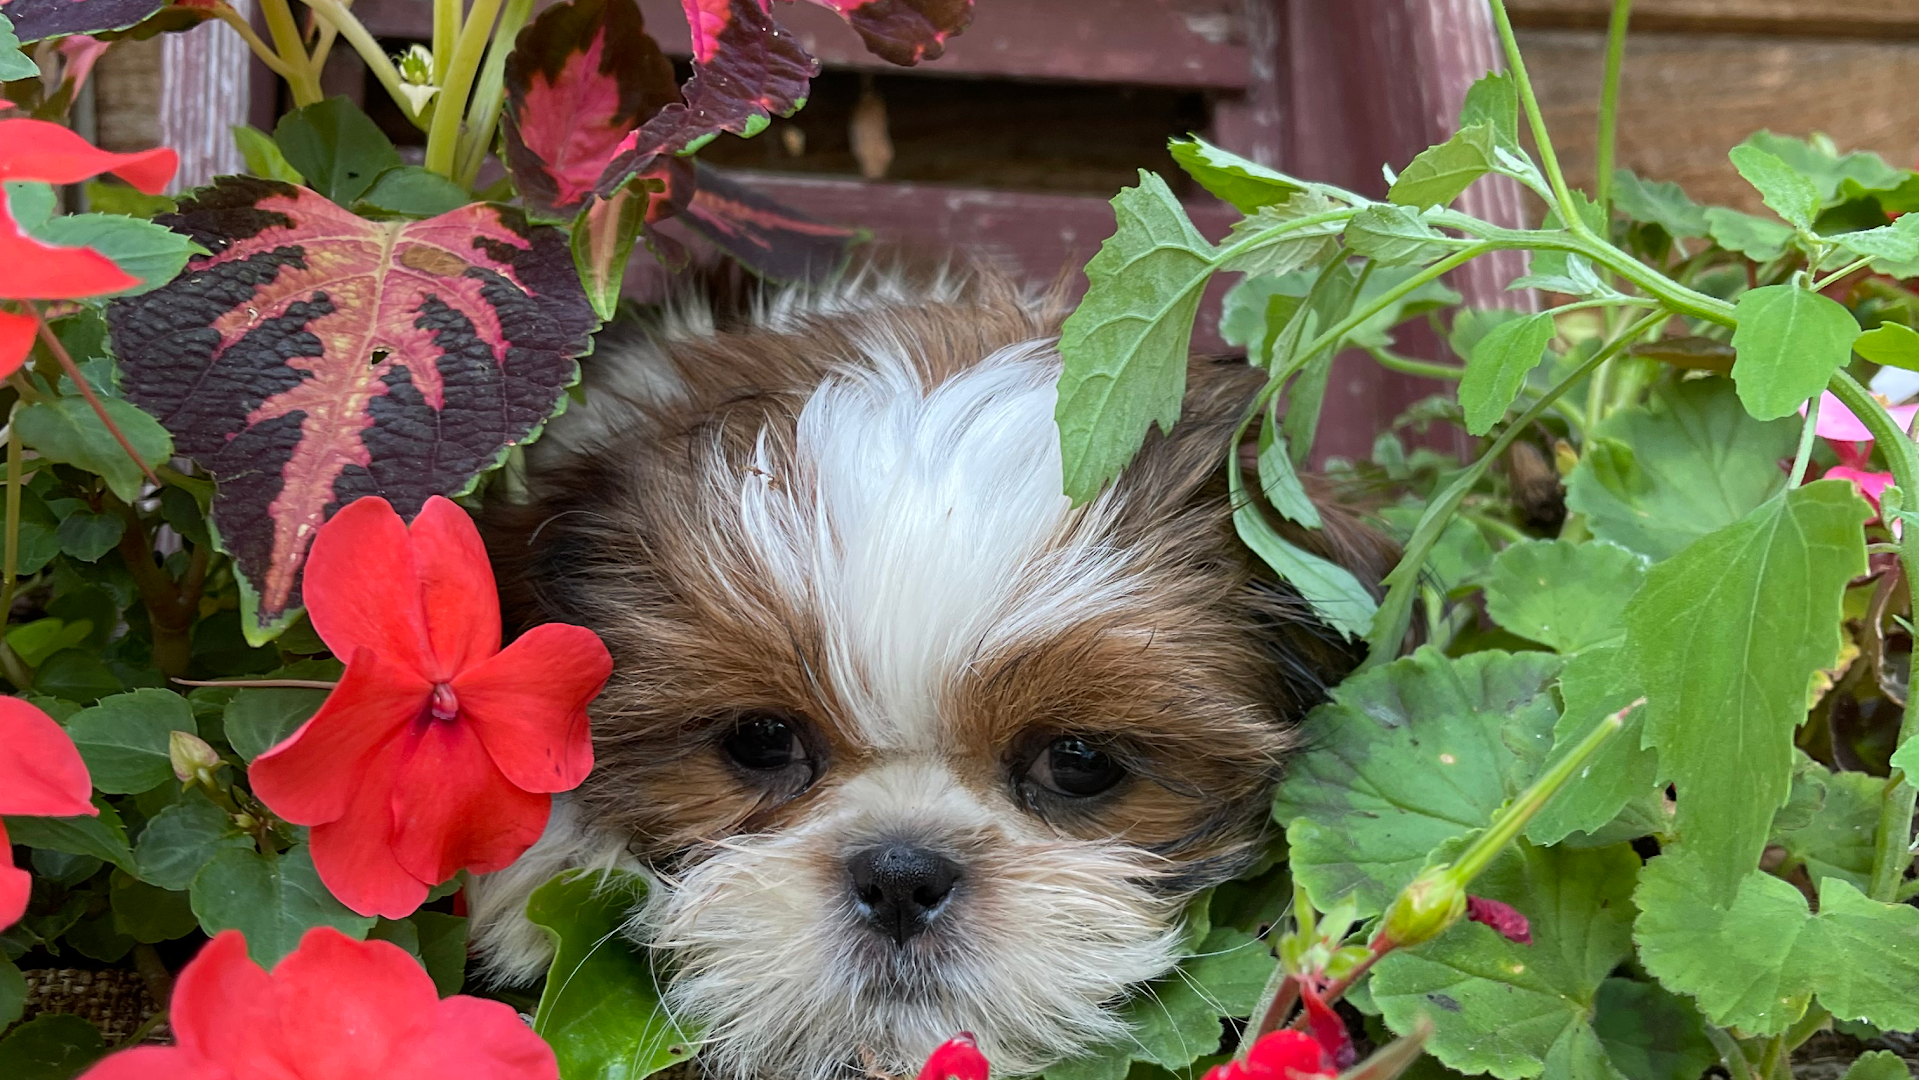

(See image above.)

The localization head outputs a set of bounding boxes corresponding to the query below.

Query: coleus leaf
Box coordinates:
[107,176,596,641]
[799,0,972,65]
[677,161,860,281]
[0,0,162,42]
[502,0,679,218]
[596,0,817,196]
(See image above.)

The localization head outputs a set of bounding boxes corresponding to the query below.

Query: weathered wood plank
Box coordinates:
[1522,28,1919,212]
[1510,0,1919,38]
[159,3,253,190]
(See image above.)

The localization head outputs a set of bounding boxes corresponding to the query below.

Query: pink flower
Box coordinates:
[76,928,558,1080]
[1802,392,1918,514]
[919,1034,989,1080]
[1465,896,1533,944]
[0,697,95,927]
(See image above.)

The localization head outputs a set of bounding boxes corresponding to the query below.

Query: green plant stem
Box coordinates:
[1832,370,1919,901]
[0,407,31,691]
[1780,1005,1830,1057]
[1787,404,1819,487]
[1705,1027,1756,1080]
[425,0,507,178]
[114,1007,168,1050]
[1593,0,1632,217]
[209,1,299,81]
[432,0,459,82]
[111,500,197,678]
[1812,257,1873,292]
[256,0,321,105]
[1486,0,1586,235]
[455,0,537,186]
[1362,308,1670,663]
[308,18,339,79]
[35,312,162,492]
[1366,347,1464,381]
[305,0,415,125]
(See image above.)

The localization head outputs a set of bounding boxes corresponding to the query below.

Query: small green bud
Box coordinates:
[169,730,222,788]
[1374,865,1466,949]
[396,44,434,86]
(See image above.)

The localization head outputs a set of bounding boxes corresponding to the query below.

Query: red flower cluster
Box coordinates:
[0,118,177,377]
[249,496,613,918]
[0,697,95,927]
[1206,1031,1339,1080]
[919,1034,990,1080]
[77,928,558,1080]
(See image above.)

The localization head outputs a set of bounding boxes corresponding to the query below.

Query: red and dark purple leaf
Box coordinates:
[800,0,971,65]
[106,176,596,639]
[0,0,163,41]
[675,162,858,281]
[502,0,679,218]
[595,0,816,196]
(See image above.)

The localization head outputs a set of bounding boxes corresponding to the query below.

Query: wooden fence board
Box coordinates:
[1510,0,1919,37]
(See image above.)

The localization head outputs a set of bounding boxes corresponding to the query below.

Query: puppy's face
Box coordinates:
[485,273,1372,1080]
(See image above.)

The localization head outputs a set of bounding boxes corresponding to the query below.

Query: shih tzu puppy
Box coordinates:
[468,262,1389,1080]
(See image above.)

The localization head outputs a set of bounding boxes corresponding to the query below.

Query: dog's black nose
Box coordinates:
[847,843,962,945]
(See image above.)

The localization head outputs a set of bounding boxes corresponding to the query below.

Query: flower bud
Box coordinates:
[1374,865,1466,949]
[169,730,221,787]
[396,44,433,86]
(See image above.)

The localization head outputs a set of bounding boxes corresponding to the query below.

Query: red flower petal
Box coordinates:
[453,623,609,793]
[387,718,549,886]
[1466,895,1532,944]
[0,309,35,380]
[268,928,440,1078]
[302,497,436,682]
[1,821,32,929]
[0,119,178,192]
[249,647,429,826]
[0,202,139,299]
[407,496,501,681]
[164,931,296,1079]
[1298,984,1354,1071]
[387,995,561,1080]
[72,1047,209,1080]
[305,748,427,919]
[1242,1030,1336,1080]
[918,1034,989,1080]
[0,696,95,817]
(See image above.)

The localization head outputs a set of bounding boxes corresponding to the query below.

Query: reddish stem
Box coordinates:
[172,677,340,690]
[33,307,164,491]
[1285,940,1394,1033]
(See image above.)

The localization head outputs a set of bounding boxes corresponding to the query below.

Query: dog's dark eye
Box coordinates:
[722,713,806,771]
[1027,736,1126,798]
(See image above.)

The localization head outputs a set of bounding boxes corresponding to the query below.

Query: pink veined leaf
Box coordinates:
[0,0,165,41]
[55,35,112,95]
[502,0,679,219]
[106,177,596,639]
[798,0,973,65]
[674,161,859,281]
[595,0,816,197]
[571,167,670,320]
[1464,895,1533,945]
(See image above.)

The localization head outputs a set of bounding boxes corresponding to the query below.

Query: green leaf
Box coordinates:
[1233,492,1376,640]
[232,124,306,184]
[1833,215,1919,265]
[0,10,37,80]
[111,869,200,942]
[273,97,403,205]
[1769,755,1880,893]
[1730,286,1860,420]
[528,869,701,1080]
[1458,311,1555,435]
[53,509,124,562]
[0,1014,106,1080]
[571,180,652,322]
[1892,734,1919,778]
[190,844,376,966]
[1347,204,1451,267]
[1257,421,1320,527]
[63,688,196,793]
[1729,145,1822,231]
[1056,171,1217,502]
[1524,645,1662,848]
[1219,193,1343,276]
[1634,848,1919,1035]
[1705,208,1795,262]
[33,649,124,704]
[1281,260,1364,456]
[31,211,204,296]
[224,683,329,762]
[1272,647,1561,916]
[414,910,470,996]
[1740,132,1908,207]
[14,395,173,505]
[134,789,253,891]
[5,798,135,873]
[1389,124,1497,210]
[1856,321,1919,373]
[1168,137,1304,213]
[1841,1051,1910,1080]
[84,181,177,219]
[355,166,474,218]
[1623,480,1869,905]
[1458,72,1519,152]
[1591,978,1716,1080]
[1376,504,1496,600]
[1218,272,1308,352]
[1481,540,1649,653]
[14,489,62,576]
[1564,379,1799,561]
[1372,842,1638,1080]
[7,617,93,668]
[1610,171,1709,239]
[0,956,23,1027]
[1522,193,1609,297]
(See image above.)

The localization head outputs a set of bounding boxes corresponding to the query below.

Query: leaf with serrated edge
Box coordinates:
[1705,208,1794,262]
[0,0,162,41]
[1623,480,1869,905]
[1373,842,1637,1080]
[1729,145,1821,231]
[1565,379,1798,561]
[1234,491,1375,639]
[1459,72,1519,152]
[1220,193,1343,276]
[1841,1052,1910,1080]
[272,98,402,207]
[1348,205,1450,267]
[676,161,860,283]
[1055,171,1216,503]
[798,0,972,65]
[1459,312,1555,435]
[1834,215,1919,266]
[1169,136,1305,214]
[14,395,172,506]
[1389,124,1497,210]
[0,11,35,77]
[1481,540,1649,653]
[1524,645,1662,848]
[134,789,253,891]
[1591,978,1716,1080]
[190,844,375,966]
[1610,171,1709,239]
[63,688,195,793]
[1731,286,1860,420]
[4,798,134,873]
[109,176,596,640]
[529,869,701,1080]
[1257,421,1320,527]
[1273,647,1561,916]
[1769,754,1879,894]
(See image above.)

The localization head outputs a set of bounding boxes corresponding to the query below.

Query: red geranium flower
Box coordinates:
[919,1034,989,1080]
[1206,1030,1338,1080]
[249,495,613,918]
[76,927,559,1080]
[0,696,96,927]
